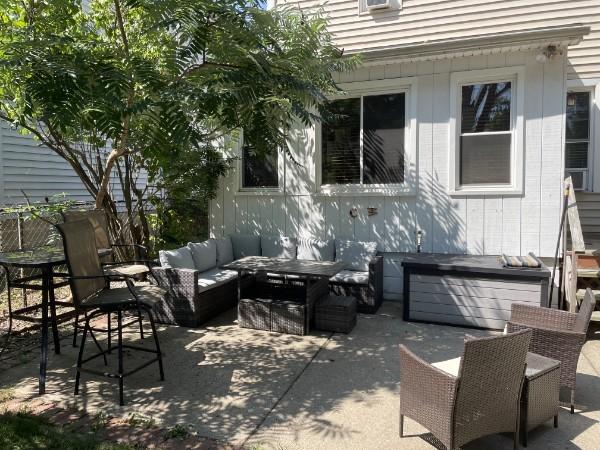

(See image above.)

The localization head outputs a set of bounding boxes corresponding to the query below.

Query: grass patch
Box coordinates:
[0,411,138,450]
[0,387,15,404]
[164,423,189,440]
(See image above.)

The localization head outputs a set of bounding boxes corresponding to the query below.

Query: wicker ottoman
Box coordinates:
[315,295,357,333]
[521,352,561,446]
[238,298,272,331]
[271,300,308,336]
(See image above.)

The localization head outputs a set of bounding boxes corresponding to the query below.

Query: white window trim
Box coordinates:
[236,129,285,196]
[357,0,402,16]
[567,79,599,192]
[315,77,418,197]
[448,66,525,196]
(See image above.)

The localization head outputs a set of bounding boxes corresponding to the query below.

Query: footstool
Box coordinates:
[521,352,561,446]
[315,295,357,333]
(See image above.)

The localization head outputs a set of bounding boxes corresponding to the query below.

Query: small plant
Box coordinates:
[127,413,155,429]
[164,423,189,440]
[0,387,15,404]
[91,411,109,432]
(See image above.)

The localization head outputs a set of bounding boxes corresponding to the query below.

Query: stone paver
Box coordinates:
[1,302,599,449]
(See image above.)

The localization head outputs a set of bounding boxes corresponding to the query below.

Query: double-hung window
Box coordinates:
[320,89,410,193]
[449,68,524,195]
[565,91,591,190]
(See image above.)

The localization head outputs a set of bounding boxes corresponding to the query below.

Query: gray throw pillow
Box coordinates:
[158,246,196,269]
[261,235,297,259]
[230,234,261,260]
[188,240,217,272]
[214,237,234,266]
[335,240,377,271]
[297,238,335,261]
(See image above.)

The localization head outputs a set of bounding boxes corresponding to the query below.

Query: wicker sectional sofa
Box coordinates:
[153,234,384,327]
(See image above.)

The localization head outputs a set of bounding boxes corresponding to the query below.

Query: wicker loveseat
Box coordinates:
[153,234,384,326]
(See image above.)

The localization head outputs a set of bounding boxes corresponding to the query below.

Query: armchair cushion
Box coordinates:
[159,246,195,269]
[329,269,369,285]
[197,268,238,294]
[431,357,461,377]
[214,237,234,266]
[230,234,261,260]
[335,240,377,271]
[261,235,297,259]
[188,240,217,272]
[297,238,334,261]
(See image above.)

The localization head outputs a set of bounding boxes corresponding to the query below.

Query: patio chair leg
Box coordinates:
[147,308,164,381]
[515,430,520,450]
[74,317,89,396]
[107,312,112,354]
[137,308,144,340]
[554,415,558,428]
[117,310,124,406]
[570,390,575,414]
[72,312,79,347]
[399,414,404,438]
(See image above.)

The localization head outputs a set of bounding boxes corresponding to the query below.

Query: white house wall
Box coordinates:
[277,0,600,81]
[210,50,566,300]
[0,122,149,206]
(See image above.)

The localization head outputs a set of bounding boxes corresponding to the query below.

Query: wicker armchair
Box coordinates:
[507,288,596,413]
[329,255,383,313]
[400,329,532,450]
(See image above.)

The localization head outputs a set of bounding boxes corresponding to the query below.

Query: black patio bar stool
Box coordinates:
[62,209,154,347]
[56,220,166,406]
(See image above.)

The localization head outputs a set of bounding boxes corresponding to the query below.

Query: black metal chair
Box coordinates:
[56,220,165,406]
[62,209,153,346]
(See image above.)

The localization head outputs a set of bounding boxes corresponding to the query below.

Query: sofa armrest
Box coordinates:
[152,266,199,300]
[368,255,384,299]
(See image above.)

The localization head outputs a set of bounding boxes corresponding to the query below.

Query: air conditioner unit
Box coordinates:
[566,169,587,191]
[366,0,390,10]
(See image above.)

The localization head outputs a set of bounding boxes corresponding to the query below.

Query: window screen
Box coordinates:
[242,146,279,188]
[321,94,405,186]
[565,91,590,170]
[459,82,512,185]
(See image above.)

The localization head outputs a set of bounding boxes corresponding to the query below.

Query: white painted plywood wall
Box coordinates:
[210,50,566,300]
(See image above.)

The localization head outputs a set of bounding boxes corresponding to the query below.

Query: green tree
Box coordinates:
[0,0,356,248]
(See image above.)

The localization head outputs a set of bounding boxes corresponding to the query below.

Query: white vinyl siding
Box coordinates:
[0,122,150,206]
[278,0,600,80]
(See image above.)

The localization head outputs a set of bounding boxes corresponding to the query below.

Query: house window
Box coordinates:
[242,146,279,189]
[321,92,406,186]
[565,91,591,190]
[459,82,512,185]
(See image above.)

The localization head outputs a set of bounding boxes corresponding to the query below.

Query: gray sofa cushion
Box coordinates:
[261,235,297,259]
[230,234,261,260]
[188,240,217,272]
[158,246,196,269]
[329,269,369,285]
[335,240,377,271]
[214,237,234,266]
[197,268,238,294]
[297,238,335,261]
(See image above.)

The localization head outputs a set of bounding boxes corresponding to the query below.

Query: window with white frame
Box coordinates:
[449,67,524,194]
[321,92,406,187]
[241,145,279,189]
[565,91,591,190]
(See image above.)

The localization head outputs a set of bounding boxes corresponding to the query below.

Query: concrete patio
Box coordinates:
[1,302,599,449]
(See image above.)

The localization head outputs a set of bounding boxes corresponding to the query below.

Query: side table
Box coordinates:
[521,352,561,446]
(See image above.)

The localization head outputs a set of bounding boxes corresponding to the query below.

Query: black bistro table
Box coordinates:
[0,246,110,395]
